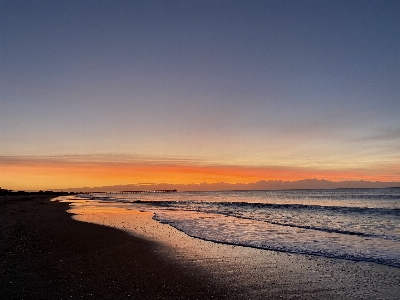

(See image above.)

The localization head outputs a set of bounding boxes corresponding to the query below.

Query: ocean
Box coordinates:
[70,189,400,268]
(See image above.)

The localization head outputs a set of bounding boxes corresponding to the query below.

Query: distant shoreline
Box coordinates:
[0,188,75,196]
[45,179,400,193]
[4,185,400,195]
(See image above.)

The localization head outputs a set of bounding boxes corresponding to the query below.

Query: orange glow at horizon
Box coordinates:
[1,156,399,191]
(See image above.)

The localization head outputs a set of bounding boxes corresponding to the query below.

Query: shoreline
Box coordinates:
[2,195,400,299]
[67,197,400,299]
[0,195,228,299]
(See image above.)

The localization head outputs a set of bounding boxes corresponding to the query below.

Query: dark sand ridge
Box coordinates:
[0,196,228,299]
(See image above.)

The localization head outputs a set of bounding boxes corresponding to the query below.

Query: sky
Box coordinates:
[1,0,400,190]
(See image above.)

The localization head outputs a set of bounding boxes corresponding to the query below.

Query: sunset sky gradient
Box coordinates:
[1,1,399,190]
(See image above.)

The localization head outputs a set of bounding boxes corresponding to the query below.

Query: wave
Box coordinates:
[153,214,400,268]
[153,213,400,268]
[146,200,400,216]
[148,200,400,242]
[232,214,400,241]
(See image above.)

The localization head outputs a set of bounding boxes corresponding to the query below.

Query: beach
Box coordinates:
[0,195,227,299]
[2,195,400,299]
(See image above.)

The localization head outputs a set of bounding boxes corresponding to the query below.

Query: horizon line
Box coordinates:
[41,178,400,192]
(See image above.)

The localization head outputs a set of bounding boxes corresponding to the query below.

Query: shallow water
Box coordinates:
[73,189,400,268]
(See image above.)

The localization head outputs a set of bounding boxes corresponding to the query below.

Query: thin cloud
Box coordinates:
[356,128,400,142]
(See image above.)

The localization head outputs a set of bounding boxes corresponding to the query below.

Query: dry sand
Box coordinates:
[68,198,400,299]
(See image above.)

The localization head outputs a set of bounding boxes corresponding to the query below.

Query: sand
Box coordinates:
[0,196,228,299]
[2,195,400,299]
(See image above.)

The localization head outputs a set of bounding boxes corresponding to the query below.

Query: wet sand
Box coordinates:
[2,195,400,299]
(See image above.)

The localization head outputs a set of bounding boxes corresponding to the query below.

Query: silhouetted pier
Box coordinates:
[119,189,177,194]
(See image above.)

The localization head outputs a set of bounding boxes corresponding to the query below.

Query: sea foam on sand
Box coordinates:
[65,199,400,299]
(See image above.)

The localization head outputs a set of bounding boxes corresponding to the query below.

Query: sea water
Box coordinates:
[74,189,400,268]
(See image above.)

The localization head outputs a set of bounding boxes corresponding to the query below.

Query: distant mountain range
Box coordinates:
[59,179,400,192]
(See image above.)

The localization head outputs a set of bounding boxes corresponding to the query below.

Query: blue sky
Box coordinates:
[1,0,399,189]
